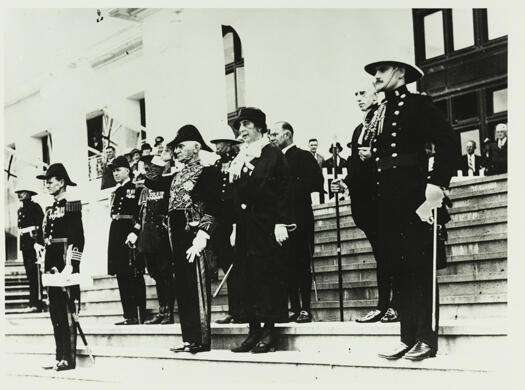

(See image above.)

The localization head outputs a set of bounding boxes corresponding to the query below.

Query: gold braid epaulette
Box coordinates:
[66,200,82,212]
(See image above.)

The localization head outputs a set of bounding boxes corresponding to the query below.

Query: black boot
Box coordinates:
[251,324,277,353]
[144,306,165,325]
[160,306,174,324]
[231,324,262,353]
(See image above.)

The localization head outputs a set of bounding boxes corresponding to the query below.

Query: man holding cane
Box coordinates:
[34,163,85,371]
[360,58,458,361]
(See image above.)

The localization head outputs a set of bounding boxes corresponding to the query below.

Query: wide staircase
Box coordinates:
[3,174,509,384]
[4,259,47,314]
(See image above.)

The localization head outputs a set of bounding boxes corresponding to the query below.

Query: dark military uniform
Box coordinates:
[107,179,145,322]
[137,185,174,323]
[211,151,241,320]
[371,85,458,351]
[17,199,45,309]
[40,199,85,368]
[145,159,220,349]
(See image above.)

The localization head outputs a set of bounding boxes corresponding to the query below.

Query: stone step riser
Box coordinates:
[4,327,507,357]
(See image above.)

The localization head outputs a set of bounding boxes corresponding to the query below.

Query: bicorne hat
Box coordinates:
[232,107,267,131]
[36,163,77,186]
[166,124,213,152]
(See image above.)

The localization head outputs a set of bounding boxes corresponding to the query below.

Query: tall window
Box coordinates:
[222,26,245,120]
[487,9,507,40]
[452,9,474,51]
[423,11,445,59]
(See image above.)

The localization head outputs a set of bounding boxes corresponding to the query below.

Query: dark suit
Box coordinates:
[371,85,458,351]
[487,139,507,175]
[344,108,399,313]
[459,154,483,176]
[284,145,324,314]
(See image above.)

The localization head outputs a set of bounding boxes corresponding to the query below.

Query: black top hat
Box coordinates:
[232,107,267,131]
[166,124,213,152]
[108,155,131,170]
[329,142,343,154]
[36,163,77,186]
[141,143,152,151]
[129,148,141,156]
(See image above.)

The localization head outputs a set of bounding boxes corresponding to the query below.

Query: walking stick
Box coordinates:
[307,240,319,302]
[332,140,344,322]
[129,246,142,324]
[213,263,233,298]
[432,208,438,332]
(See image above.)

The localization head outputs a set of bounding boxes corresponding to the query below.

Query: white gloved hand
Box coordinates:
[358,147,372,161]
[274,224,289,246]
[61,264,73,275]
[230,224,236,247]
[416,184,444,224]
[330,179,347,194]
[186,230,209,263]
[125,232,138,248]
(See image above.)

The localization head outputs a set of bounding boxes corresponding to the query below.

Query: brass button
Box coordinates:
[401,94,406,98]
[392,165,397,169]
[241,204,247,210]
[395,90,400,96]
[375,157,380,162]
[391,143,396,148]
[373,148,378,153]
[392,132,397,137]
[394,111,400,115]
[392,153,398,157]
[377,168,382,172]
[398,101,404,106]
[392,122,397,127]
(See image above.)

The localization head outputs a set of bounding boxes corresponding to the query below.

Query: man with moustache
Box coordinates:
[362,58,457,361]
[268,121,323,323]
[331,80,400,323]
[107,155,145,325]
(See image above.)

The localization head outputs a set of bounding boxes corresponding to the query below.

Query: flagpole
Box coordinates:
[332,137,344,322]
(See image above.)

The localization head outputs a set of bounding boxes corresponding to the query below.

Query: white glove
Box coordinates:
[186,230,210,263]
[358,147,372,161]
[61,264,73,275]
[274,224,289,246]
[330,178,347,194]
[34,243,45,259]
[416,184,444,224]
[125,232,138,248]
[230,224,236,247]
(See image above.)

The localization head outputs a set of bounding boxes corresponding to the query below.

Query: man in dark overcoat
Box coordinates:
[362,58,458,361]
[34,163,85,371]
[15,182,45,312]
[486,123,508,175]
[332,80,400,323]
[269,121,323,323]
[107,155,145,325]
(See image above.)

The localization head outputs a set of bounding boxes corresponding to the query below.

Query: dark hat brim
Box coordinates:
[166,138,213,153]
[210,138,243,145]
[364,60,423,84]
[14,189,38,195]
[36,173,77,186]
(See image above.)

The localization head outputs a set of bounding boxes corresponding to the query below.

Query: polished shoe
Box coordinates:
[380,308,399,323]
[231,330,262,353]
[355,309,384,323]
[42,360,60,370]
[378,342,412,360]
[114,318,138,325]
[404,341,436,361]
[288,312,299,322]
[251,329,276,354]
[55,360,74,371]
[160,315,174,325]
[188,343,211,354]
[215,315,234,324]
[144,313,165,325]
[170,342,191,353]
[296,310,313,323]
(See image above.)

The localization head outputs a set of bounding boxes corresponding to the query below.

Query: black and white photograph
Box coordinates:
[1,1,521,388]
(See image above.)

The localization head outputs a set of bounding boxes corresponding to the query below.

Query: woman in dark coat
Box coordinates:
[145,125,220,354]
[228,107,295,353]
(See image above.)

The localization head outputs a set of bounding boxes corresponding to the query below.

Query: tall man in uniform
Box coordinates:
[107,155,145,325]
[34,163,85,371]
[269,121,324,323]
[210,128,243,324]
[15,181,45,312]
[332,80,400,323]
[362,58,458,361]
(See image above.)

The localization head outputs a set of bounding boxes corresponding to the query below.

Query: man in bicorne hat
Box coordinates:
[15,179,45,312]
[361,58,458,361]
[210,125,243,324]
[145,124,221,353]
[107,155,145,325]
[34,163,85,371]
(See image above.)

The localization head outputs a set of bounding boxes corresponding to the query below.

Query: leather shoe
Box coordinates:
[160,316,174,324]
[231,330,262,353]
[380,308,399,323]
[55,360,74,371]
[188,343,211,354]
[288,312,299,322]
[114,318,138,325]
[355,309,383,323]
[170,343,191,353]
[296,310,312,323]
[144,313,165,325]
[404,341,436,361]
[378,342,412,360]
[215,315,234,324]
[251,329,276,353]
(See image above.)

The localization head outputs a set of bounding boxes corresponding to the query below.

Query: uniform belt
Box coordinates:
[111,214,134,220]
[19,226,38,235]
[377,153,419,170]
[46,237,68,244]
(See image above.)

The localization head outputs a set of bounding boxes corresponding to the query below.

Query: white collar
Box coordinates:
[282,143,295,154]
[116,177,131,188]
